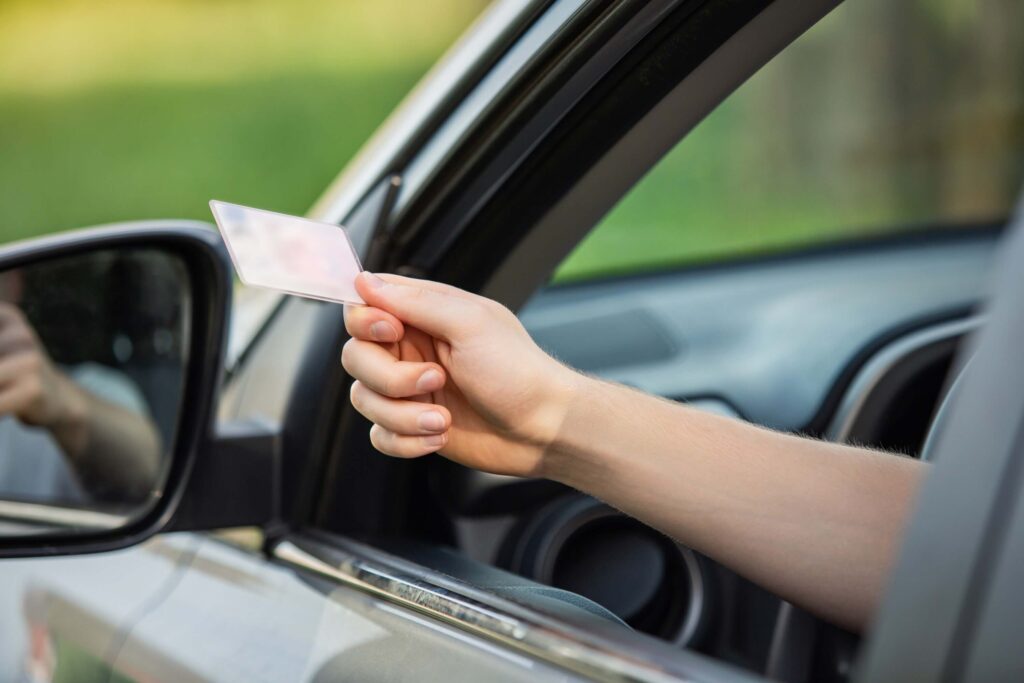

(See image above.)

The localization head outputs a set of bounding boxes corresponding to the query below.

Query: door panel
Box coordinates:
[0,533,198,682]
[114,535,580,682]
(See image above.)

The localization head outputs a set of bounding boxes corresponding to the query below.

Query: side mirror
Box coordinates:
[0,223,232,557]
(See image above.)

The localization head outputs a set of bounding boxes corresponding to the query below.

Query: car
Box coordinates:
[1,0,1022,680]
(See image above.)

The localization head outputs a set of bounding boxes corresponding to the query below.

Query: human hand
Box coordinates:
[0,303,86,435]
[342,273,578,477]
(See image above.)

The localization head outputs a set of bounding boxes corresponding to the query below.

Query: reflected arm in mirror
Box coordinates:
[0,303,161,502]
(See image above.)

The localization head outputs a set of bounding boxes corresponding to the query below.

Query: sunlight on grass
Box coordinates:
[0,0,483,92]
[0,0,485,242]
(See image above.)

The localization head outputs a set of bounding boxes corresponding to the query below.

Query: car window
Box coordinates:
[554,0,1024,283]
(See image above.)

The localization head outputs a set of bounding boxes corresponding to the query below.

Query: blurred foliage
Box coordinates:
[0,0,486,242]
[555,0,1024,281]
[0,0,1021,283]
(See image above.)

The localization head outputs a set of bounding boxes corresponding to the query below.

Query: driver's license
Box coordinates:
[210,200,365,305]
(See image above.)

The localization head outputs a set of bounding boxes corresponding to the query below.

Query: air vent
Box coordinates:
[528,308,677,372]
[500,495,709,647]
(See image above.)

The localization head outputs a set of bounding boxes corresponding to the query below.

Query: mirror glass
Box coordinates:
[0,248,189,536]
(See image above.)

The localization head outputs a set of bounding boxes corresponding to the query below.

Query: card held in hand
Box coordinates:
[210,200,365,305]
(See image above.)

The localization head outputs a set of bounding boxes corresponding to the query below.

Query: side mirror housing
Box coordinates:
[0,222,260,558]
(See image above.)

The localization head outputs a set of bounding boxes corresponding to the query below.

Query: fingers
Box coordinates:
[344,303,404,343]
[350,380,450,435]
[0,382,35,417]
[0,357,41,416]
[364,273,474,298]
[341,338,446,398]
[354,272,487,341]
[0,352,38,388]
[0,302,23,323]
[369,424,448,459]
[0,324,35,355]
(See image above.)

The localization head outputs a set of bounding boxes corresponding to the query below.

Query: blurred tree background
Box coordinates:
[0,0,1021,282]
[0,0,487,243]
[556,0,1024,280]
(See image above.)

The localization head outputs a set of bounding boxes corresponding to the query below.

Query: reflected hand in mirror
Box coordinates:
[0,249,190,535]
[0,301,161,502]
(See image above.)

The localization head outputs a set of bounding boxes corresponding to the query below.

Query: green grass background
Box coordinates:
[0,0,484,241]
[1,0,1019,283]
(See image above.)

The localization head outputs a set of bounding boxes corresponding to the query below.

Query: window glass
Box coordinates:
[555,0,1024,283]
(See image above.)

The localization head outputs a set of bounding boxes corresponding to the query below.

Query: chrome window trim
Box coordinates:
[274,535,759,683]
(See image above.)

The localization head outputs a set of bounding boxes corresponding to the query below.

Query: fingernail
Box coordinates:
[416,369,443,393]
[361,272,386,289]
[423,433,447,449]
[369,321,397,341]
[418,411,446,432]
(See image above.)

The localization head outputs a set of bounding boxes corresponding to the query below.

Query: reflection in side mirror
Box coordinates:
[0,248,189,536]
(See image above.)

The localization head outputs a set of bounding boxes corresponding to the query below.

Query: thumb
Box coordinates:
[355,272,476,341]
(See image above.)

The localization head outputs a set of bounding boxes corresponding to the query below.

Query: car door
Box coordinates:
[110,1,843,681]
[0,534,197,682]
[0,225,229,683]
[5,0,1020,681]
[111,533,584,682]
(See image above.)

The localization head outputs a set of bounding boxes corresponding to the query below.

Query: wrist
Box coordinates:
[49,377,90,458]
[533,369,605,483]
[520,359,580,448]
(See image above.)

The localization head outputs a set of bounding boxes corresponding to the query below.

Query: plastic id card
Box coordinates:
[210,200,365,305]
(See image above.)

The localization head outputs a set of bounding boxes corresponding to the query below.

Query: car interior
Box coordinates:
[443,229,995,680]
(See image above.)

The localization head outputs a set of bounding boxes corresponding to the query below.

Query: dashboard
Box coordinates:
[435,230,999,680]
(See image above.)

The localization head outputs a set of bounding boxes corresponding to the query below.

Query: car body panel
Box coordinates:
[112,536,580,683]
[0,534,197,681]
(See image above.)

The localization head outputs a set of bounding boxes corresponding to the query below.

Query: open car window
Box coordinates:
[555,0,1024,283]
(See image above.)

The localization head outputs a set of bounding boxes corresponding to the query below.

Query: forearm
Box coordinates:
[542,375,925,632]
[54,379,162,502]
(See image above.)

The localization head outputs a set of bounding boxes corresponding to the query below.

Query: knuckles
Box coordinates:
[344,306,380,340]
[379,372,400,399]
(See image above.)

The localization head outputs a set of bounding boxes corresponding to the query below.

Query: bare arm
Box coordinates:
[0,303,161,502]
[544,378,924,631]
[48,373,162,502]
[341,272,925,632]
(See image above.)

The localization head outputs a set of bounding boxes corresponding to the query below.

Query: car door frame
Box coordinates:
[247,0,850,680]
[857,211,1024,681]
[298,0,844,547]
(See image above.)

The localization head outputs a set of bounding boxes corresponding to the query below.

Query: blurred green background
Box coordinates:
[0,0,486,243]
[556,0,1024,281]
[1,0,1022,283]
